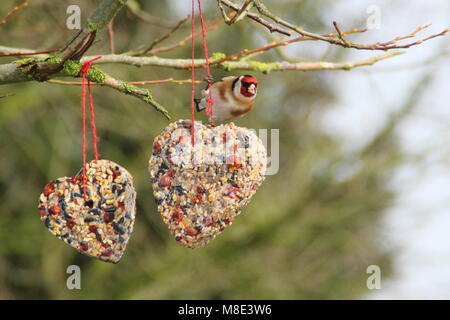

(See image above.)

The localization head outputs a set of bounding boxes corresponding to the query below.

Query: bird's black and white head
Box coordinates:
[232,75,258,100]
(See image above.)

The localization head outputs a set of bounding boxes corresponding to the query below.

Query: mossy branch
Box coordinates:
[1,0,129,79]
[81,51,404,73]
[0,58,170,119]
[0,0,170,120]
[60,60,170,119]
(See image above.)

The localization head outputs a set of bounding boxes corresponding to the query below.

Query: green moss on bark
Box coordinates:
[87,66,107,84]
[60,60,107,84]
[248,61,281,74]
[61,60,81,77]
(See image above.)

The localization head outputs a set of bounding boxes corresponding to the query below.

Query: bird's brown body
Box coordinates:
[195,75,257,122]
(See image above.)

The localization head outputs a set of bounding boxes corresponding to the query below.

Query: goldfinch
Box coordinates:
[194,75,258,122]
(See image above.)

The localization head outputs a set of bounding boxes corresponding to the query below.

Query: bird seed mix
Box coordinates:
[38,159,136,263]
[149,120,267,249]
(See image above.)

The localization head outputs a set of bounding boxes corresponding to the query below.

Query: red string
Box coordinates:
[81,70,88,198]
[191,0,214,147]
[196,0,214,126]
[191,0,196,146]
[80,56,102,198]
[88,80,99,160]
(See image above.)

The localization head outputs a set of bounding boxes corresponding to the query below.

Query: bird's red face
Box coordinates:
[240,76,258,98]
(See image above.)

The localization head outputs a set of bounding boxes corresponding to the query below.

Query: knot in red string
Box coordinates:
[80,56,102,75]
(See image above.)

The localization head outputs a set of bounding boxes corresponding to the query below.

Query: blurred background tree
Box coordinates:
[0,0,447,299]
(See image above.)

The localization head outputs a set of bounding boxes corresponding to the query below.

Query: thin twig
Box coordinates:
[0,0,30,25]
[132,16,224,56]
[333,21,350,47]
[211,27,369,65]
[252,0,449,51]
[356,51,450,73]
[217,0,449,51]
[47,78,201,85]
[136,14,190,56]
[107,20,116,54]
[0,49,58,57]
[227,0,255,25]
[217,0,292,36]
[246,28,367,61]
[376,27,450,50]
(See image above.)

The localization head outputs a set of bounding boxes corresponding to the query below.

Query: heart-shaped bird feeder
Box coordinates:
[149,120,266,248]
[38,159,136,263]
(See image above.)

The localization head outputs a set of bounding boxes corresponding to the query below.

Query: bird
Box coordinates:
[194,75,258,122]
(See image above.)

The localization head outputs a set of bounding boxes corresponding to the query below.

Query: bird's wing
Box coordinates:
[219,76,237,83]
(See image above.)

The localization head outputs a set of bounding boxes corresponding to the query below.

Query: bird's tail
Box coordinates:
[194,98,206,112]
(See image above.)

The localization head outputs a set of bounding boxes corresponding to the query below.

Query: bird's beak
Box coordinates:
[248,84,256,94]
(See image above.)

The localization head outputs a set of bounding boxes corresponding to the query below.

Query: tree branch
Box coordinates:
[216,0,292,36]
[0,59,170,119]
[1,0,127,80]
[39,0,128,77]
[226,0,255,25]
[0,46,53,58]
[126,16,225,57]
[0,0,170,119]
[0,63,29,83]
[218,0,449,51]
[0,41,404,74]
[102,76,170,119]
[82,51,403,72]
[133,14,190,56]
[47,78,201,86]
